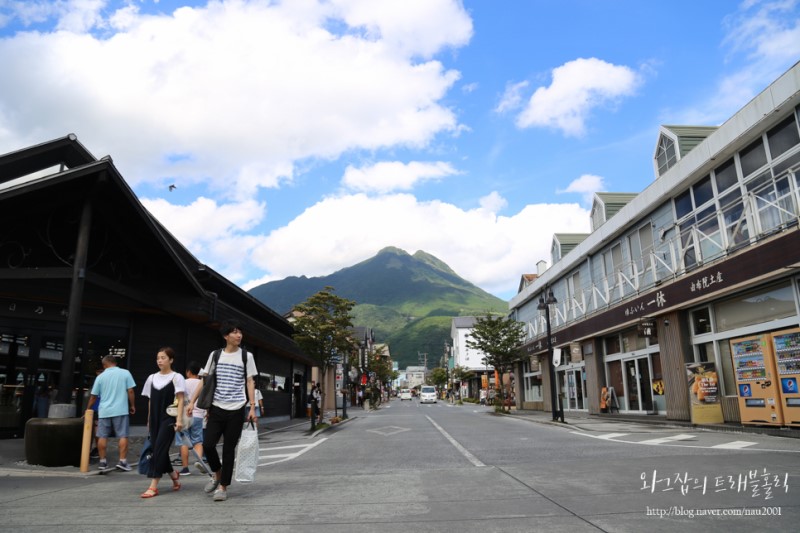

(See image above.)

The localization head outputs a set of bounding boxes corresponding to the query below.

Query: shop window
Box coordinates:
[767,114,800,160]
[603,334,621,355]
[691,307,713,335]
[696,342,712,363]
[607,360,624,407]
[716,340,736,396]
[714,282,795,332]
[621,326,646,352]
[739,137,767,177]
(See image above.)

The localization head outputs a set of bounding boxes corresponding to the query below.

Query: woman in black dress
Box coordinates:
[140,347,185,498]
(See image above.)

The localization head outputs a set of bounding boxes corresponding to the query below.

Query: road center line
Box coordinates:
[426,415,485,467]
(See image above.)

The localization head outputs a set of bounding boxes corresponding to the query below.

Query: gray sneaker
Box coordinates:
[97,459,108,470]
[204,478,220,493]
[212,488,227,502]
[115,460,131,472]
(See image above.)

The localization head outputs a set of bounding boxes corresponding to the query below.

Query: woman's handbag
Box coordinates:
[138,437,153,475]
[165,375,193,427]
[234,421,259,483]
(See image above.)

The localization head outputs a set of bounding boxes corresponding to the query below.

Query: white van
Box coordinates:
[420,385,437,404]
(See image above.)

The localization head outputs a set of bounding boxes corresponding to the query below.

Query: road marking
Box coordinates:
[426,415,485,467]
[638,434,696,445]
[571,431,800,453]
[367,426,410,436]
[711,441,758,449]
[258,437,327,466]
[595,432,629,440]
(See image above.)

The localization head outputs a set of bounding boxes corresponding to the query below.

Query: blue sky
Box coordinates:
[1,0,799,300]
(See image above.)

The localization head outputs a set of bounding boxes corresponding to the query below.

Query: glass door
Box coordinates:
[624,357,654,412]
[625,360,640,411]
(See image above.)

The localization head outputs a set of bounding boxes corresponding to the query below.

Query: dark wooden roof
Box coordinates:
[0,135,310,364]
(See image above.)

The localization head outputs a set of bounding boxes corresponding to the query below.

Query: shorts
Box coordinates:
[97,415,129,438]
[174,417,204,446]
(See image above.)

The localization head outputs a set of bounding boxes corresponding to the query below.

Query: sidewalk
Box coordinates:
[0,415,310,477]
[502,408,800,438]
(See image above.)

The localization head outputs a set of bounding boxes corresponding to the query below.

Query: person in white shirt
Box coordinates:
[175,361,205,475]
[188,319,257,502]
[140,347,185,498]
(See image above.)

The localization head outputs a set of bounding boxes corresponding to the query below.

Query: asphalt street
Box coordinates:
[0,401,798,532]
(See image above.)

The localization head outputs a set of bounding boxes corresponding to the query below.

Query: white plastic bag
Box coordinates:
[234,422,259,483]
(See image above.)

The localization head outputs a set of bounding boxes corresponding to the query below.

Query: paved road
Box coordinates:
[1,401,798,532]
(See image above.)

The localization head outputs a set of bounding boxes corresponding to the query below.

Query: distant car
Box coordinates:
[420,385,437,404]
[399,389,412,401]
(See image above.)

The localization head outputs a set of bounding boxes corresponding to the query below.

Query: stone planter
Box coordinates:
[25,417,83,467]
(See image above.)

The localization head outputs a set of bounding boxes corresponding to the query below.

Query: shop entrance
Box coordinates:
[624,356,653,412]
[560,367,586,410]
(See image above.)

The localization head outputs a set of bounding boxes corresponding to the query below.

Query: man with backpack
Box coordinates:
[188,319,258,502]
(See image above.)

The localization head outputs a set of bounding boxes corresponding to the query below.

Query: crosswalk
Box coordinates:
[572,430,760,450]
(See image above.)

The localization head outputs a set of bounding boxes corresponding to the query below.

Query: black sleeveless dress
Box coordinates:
[147,375,177,479]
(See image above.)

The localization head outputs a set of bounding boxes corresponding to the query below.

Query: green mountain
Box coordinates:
[247,247,508,368]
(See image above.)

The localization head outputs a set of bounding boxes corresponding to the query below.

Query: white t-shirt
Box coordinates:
[200,348,257,411]
[142,371,186,398]
[184,377,205,419]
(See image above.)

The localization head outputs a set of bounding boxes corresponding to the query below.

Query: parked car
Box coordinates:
[399,388,412,401]
[420,385,437,404]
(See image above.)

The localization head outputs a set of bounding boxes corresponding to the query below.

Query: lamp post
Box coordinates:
[342,351,348,420]
[538,289,561,422]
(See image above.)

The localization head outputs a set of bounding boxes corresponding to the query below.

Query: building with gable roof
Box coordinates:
[0,135,313,436]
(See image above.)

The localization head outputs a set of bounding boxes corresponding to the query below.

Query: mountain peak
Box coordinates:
[248,247,506,367]
[377,246,410,257]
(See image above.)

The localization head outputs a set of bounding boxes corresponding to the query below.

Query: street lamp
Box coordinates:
[538,289,562,422]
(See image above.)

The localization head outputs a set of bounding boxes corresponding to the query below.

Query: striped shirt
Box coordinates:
[201,348,257,411]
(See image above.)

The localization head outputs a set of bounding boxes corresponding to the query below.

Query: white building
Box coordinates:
[451,316,495,398]
[510,61,800,425]
[404,366,427,389]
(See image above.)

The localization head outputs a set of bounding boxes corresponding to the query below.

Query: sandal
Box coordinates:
[140,487,158,499]
[170,471,181,492]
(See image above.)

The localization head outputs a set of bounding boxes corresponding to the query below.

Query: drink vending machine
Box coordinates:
[729,334,783,425]
[770,328,800,427]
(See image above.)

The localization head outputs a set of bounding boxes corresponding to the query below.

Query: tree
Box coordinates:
[465,313,525,412]
[292,287,357,405]
[363,345,395,399]
[429,367,448,389]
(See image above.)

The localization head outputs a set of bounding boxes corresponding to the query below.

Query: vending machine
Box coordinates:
[770,328,800,427]
[729,334,783,425]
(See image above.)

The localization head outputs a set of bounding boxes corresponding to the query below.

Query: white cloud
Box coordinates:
[495,80,529,113]
[478,191,507,213]
[247,193,590,297]
[141,196,266,279]
[558,174,606,206]
[332,0,473,59]
[342,160,459,193]
[516,58,641,136]
[0,0,471,199]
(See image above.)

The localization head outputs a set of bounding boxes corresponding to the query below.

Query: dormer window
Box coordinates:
[655,134,677,176]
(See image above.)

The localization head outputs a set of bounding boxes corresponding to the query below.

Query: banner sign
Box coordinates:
[686,362,724,424]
